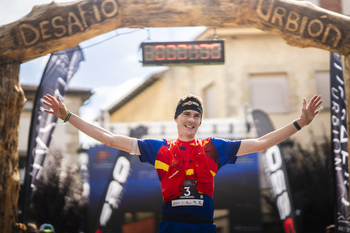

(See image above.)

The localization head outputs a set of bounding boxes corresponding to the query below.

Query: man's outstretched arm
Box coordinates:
[237,94,322,156]
[43,94,140,155]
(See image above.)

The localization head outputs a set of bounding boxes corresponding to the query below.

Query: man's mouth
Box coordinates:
[185,125,195,129]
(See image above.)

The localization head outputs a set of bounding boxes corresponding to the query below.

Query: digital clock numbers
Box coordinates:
[141,40,225,66]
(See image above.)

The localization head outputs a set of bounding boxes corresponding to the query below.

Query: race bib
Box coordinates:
[172,180,204,207]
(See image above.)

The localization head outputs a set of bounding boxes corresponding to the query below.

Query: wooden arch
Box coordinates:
[0,0,349,232]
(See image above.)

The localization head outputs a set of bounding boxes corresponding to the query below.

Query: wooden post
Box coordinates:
[0,58,25,233]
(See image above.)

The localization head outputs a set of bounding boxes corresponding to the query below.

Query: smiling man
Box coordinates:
[175,96,203,140]
[136,95,242,233]
[43,93,322,233]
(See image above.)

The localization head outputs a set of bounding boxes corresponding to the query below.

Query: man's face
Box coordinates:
[175,110,201,141]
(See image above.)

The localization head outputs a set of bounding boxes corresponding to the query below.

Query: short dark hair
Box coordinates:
[174,94,203,120]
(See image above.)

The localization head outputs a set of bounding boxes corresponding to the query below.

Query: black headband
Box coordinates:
[174,98,203,119]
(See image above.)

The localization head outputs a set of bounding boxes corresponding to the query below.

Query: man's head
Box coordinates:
[38,224,55,233]
[174,94,203,141]
[27,223,38,233]
[174,94,203,121]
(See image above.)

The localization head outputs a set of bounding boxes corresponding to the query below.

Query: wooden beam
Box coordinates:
[0,0,349,63]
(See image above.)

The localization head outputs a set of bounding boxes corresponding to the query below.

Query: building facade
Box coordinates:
[107,26,331,145]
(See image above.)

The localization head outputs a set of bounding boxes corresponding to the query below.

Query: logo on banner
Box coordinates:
[99,156,131,227]
[330,52,350,232]
[263,145,296,233]
[252,109,297,233]
[97,150,111,161]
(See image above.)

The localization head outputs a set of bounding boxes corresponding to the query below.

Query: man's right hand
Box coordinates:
[43,94,69,121]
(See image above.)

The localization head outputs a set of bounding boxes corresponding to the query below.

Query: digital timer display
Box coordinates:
[141,40,225,66]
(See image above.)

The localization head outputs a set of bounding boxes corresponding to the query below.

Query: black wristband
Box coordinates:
[293,120,301,130]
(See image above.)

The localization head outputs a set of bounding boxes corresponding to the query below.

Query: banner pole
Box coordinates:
[344,55,350,209]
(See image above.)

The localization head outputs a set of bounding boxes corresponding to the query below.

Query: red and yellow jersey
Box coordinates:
[138,137,241,191]
[138,137,241,223]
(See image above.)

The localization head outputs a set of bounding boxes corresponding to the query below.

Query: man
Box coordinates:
[15,223,26,233]
[27,222,38,233]
[43,93,322,233]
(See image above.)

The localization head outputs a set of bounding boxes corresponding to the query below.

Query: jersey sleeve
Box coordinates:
[137,138,167,165]
[210,137,241,166]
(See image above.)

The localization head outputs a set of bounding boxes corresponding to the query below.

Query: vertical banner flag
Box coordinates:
[22,46,84,222]
[252,110,297,233]
[87,145,133,233]
[330,52,350,232]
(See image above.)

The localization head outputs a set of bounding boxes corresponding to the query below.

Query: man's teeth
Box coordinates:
[185,125,194,129]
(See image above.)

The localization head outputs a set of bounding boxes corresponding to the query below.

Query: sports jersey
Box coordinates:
[137,137,241,233]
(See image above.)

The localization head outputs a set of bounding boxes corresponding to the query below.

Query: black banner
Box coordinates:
[21,46,84,223]
[252,110,297,233]
[87,146,135,233]
[330,52,350,233]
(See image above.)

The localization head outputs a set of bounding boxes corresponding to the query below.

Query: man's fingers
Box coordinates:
[310,94,319,103]
[43,95,57,107]
[43,109,54,114]
[307,95,322,110]
[42,100,52,108]
[56,95,63,103]
[315,100,322,108]
[44,94,55,101]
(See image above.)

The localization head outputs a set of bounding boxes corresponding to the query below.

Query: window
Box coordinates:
[342,0,350,15]
[23,99,33,111]
[249,74,290,113]
[203,84,216,118]
[316,71,331,108]
[305,0,320,6]
[19,157,27,185]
